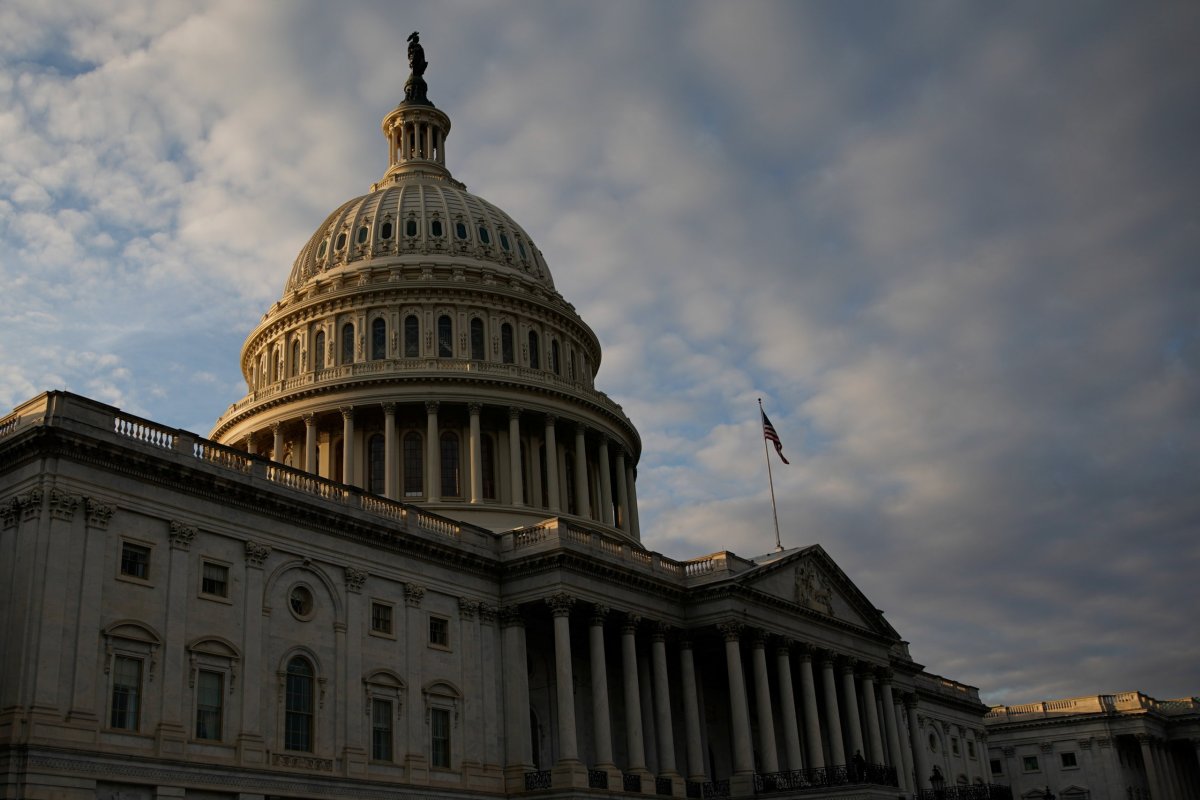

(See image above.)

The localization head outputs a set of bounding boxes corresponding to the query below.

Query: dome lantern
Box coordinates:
[380,32,452,183]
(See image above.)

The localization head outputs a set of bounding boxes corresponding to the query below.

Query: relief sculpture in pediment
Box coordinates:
[795,561,834,616]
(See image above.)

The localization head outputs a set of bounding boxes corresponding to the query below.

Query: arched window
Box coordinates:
[437,315,453,358]
[564,456,576,515]
[470,318,485,361]
[371,318,386,360]
[285,656,314,752]
[341,322,355,364]
[550,340,561,376]
[481,435,496,500]
[380,220,393,240]
[440,432,460,498]
[356,225,369,245]
[290,339,300,377]
[403,432,423,497]
[404,315,420,358]
[271,347,280,382]
[501,323,514,364]
[528,331,540,370]
[367,434,385,495]
[314,330,326,371]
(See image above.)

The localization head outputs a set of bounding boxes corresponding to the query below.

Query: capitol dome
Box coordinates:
[210,37,642,537]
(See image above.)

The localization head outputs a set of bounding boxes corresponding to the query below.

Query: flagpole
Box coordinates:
[759,398,783,552]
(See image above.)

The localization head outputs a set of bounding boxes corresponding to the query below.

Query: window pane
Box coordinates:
[501,323,514,364]
[195,670,223,740]
[431,707,451,768]
[341,323,355,364]
[481,436,495,500]
[372,698,393,761]
[120,543,149,579]
[110,656,142,730]
[551,340,560,375]
[371,603,393,634]
[314,331,326,371]
[528,331,539,370]
[429,617,449,647]
[403,432,423,496]
[437,316,453,358]
[440,433,460,497]
[470,318,485,361]
[285,657,314,751]
[404,315,420,358]
[372,318,386,360]
[202,562,228,597]
[367,434,385,496]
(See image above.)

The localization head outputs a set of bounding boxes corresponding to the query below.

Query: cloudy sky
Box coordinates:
[2,1,1197,706]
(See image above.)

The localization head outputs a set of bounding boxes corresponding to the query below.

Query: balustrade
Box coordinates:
[523,770,552,791]
[914,784,1012,800]
[754,762,898,793]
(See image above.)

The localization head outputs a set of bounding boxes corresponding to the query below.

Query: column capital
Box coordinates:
[650,620,671,642]
[544,412,558,426]
[425,400,439,414]
[575,421,587,436]
[344,566,368,593]
[590,604,609,626]
[508,405,522,421]
[622,613,641,634]
[818,648,839,668]
[478,603,498,624]
[271,420,282,434]
[499,604,526,628]
[774,638,796,657]
[839,656,859,675]
[877,666,894,684]
[678,633,694,649]
[382,402,396,414]
[404,582,426,607]
[468,402,482,415]
[303,412,316,426]
[718,621,744,642]
[169,520,197,551]
[546,592,575,617]
[458,597,480,620]
[794,641,815,661]
[750,631,769,649]
[340,405,355,420]
[245,541,271,568]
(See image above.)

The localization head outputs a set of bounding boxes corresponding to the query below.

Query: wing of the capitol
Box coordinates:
[6,32,1190,800]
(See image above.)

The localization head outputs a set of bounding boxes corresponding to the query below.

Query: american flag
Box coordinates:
[761,409,790,465]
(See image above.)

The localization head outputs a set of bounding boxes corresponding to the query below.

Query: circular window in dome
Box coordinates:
[380,220,394,240]
[455,222,467,240]
[289,585,315,620]
[478,225,491,245]
[335,232,347,251]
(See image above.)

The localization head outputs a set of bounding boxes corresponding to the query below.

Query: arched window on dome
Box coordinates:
[290,339,300,378]
[499,233,511,252]
[284,656,315,752]
[528,331,540,370]
[430,219,444,238]
[568,349,577,382]
[501,323,515,365]
[380,220,393,240]
[404,315,420,358]
[314,330,326,371]
[469,318,485,361]
[356,225,369,245]
[271,346,281,383]
[405,218,418,238]
[403,432,423,497]
[371,318,386,361]
[440,432,460,498]
[341,323,355,364]
[367,434,385,496]
[437,315,453,359]
[550,340,561,376]
[477,225,491,246]
[455,221,468,241]
[481,435,496,500]
[564,456,576,515]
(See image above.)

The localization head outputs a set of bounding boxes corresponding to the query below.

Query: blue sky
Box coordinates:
[2,1,1197,706]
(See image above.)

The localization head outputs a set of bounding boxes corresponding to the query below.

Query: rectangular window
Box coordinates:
[201,561,229,597]
[372,698,393,762]
[951,737,960,755]
[1061,752,1078,768]
[110,655,142,730]
[990,759,1002,775]
[429,616,449,648]
[1023,755,1040,772]
[195,670,223,740]
[967,740,976,758]
[371,602,393,635]
[430,707,451,768]
[120,542,150,580]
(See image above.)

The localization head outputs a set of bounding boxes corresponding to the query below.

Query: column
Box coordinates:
[589,606,616,770]
[894,699,914,793]
[383,404,397,499]
[1140,735,1164,800]
[840,660,865,760]
[775,643,803,771]
[340,406,355,487]
[155,522,196,750]
[501,606,533,787]
[615,449,630,532]
[820,654,846,766]
[239,542,271,762]
[879,673,905,787]
[245,433,257,455]
[751,636,779,772]
[906,696,929,790]
[272,422,284,463]
[622,615,647,773]
[304,413,318,475]
[650,623,678,777]
[861,669,884,763]
[544,415,560,512]
[626,464,641,539]
[469,403,483,503]
[678,637,706,782]
[719,623,755,776]
[597,436,614,525]
[797,646,824,769]
[425,401,440,501]
[548,594,579,763]
[573,424,590,518]
[342,568,367,771]
[508,408,524,506]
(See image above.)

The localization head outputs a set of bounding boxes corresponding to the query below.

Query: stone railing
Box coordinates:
[916,672,983,704]
[914,784,1012,800]
[987,691,1200,721]
[754,763,897,793]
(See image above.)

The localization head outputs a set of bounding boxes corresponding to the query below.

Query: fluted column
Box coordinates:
[751,636,779,772]
[544,414,560,512]
[340,406,356,486]
[622,615,647,773]
[245,432,257,455]
[895,699,914,793]
[797,647,824,769]
[304,413,318,475]
[650,623,678,777]
[820,654,846,766]
[548,594,579,763]
[574,424,590,518]
[589,606,615,769]
[775,643,803,771]
[1139,735,1166,800]
[879,672,905,786]
[906,696,928,789]
[861,668,884,763]
[425,400,440,501]
[626,463,641,538]
[678,636,706,781]
[272,421,284,463]
[720,623,755,775]
[469,402,483,503]
[508,407,524,506]
[615,448,631,532]
[501,606,533,784]
[840,659,865,760]
[597,436,614,525]
[383,404,397,498]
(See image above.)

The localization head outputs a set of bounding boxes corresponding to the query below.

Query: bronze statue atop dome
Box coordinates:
[404,31,431,105]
